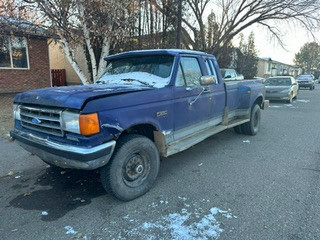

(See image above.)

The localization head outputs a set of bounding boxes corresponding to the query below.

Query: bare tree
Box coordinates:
[22,0,134,84]
[183,0,320,57]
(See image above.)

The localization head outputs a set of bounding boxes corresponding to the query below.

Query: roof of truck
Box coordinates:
[105,49,215,61]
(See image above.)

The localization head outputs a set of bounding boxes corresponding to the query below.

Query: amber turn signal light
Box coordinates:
[79,113,100,136]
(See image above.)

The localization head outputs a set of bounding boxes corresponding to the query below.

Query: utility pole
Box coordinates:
[176,0,182,49]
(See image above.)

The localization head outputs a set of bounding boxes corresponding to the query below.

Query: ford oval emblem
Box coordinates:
[32,118,41,124]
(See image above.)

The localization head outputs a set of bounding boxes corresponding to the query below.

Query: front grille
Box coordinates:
[20,105,64,136]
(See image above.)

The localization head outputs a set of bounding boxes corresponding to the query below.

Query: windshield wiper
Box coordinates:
[121,78,151,86]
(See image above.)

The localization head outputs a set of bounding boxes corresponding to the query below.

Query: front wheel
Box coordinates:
[100,134,160,201]
[287,93,293,103]
[242,104,261,136]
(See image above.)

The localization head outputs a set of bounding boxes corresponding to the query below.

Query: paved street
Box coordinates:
[0,87,319,240]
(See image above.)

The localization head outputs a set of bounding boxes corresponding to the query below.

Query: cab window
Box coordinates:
[180,57,202,86]
[175,64,186,87]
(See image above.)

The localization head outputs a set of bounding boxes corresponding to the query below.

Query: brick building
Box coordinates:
[0,18,51,93]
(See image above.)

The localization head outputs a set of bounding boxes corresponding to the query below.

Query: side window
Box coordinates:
[209,60,219,83]
[175,64,186,87]
[180,57,202,86]
[230,71,236,79]
[205,59,213,75]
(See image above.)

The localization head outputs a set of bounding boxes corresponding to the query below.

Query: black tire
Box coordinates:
[287,93,293,103]
[233,125,243,134]
[242,104,261,136]
[310,86,313,90]
[100,134,160,201]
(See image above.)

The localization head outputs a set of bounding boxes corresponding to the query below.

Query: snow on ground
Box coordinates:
[116,197,235,240]
[125,206,233,239]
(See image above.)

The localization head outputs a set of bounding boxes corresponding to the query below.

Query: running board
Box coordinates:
[165,117,250,157]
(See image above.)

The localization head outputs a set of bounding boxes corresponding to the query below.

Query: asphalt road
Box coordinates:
[0,87,319,240]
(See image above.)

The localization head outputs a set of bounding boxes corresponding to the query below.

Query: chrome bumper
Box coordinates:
[10,130,116,170]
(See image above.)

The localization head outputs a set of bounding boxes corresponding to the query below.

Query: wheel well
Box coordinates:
[254,96,263,108]
[121,124,157,141]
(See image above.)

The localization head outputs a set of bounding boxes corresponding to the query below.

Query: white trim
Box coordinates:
[0,36,30,70]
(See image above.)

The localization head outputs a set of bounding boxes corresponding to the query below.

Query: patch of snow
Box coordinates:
[41,211,48,216]
[243,140,250,143]
[15,176,21,179]
[101,123,123,132]
[269,105,282,108]
[178,196,187,201]
[198,163,203,167]
[150,202,158,208]
[98,72,170,88]
[128,207,233,239]
[296,99,310,103]
[64,226,78,235]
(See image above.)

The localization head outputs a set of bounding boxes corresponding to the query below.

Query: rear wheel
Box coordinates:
[242,104,261,136]
[100,134,160,201]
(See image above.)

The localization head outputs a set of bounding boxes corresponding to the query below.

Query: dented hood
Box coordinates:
[14,84,153,110]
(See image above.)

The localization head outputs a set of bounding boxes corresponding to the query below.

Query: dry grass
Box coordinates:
[0,94,15,139]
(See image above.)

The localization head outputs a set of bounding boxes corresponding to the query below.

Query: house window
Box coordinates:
[0,36,29,69]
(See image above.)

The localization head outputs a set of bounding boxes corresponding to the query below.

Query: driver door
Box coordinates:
[173,56,211,140]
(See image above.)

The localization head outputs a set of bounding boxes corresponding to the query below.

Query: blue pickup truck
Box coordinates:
[11,49,268,201]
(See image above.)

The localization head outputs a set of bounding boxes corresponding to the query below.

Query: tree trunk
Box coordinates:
[176,0,182,49]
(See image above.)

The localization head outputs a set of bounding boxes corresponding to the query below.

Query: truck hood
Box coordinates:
[14,84,153,110]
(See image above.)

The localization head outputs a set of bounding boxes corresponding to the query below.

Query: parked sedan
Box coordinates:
[297,75,315,90]
[265,76,298,103]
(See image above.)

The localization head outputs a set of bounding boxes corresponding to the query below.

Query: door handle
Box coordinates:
[203,87,211,93]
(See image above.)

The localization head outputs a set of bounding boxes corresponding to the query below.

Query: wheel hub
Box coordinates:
[125,155,145,181]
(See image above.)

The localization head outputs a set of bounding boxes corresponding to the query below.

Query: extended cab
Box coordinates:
[11,49,268,201]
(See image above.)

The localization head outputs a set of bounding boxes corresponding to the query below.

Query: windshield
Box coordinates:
[265,78,291,86]
[97,55,174,88]
[297,75,313,81]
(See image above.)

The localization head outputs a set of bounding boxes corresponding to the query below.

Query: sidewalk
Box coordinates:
[0,138,45,177]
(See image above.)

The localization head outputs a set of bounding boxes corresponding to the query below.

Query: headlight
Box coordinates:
[61,111,80,134]
[61,111,100,136]
[13,104,21,120]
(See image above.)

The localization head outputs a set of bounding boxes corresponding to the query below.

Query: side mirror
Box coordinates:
[200,75,217,85]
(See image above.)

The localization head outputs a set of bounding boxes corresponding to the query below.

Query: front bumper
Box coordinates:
[265,92,290,101]
[298,82,313,88]
[10,130,116,170]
